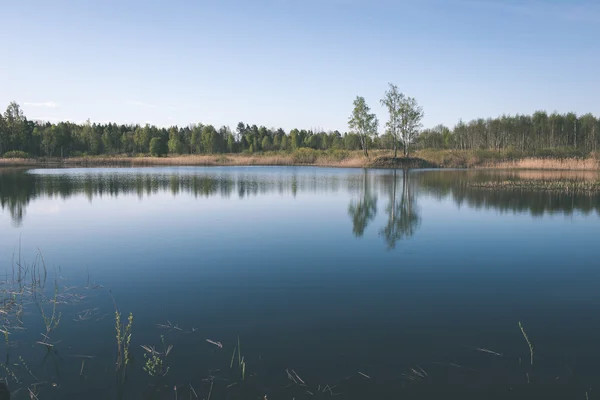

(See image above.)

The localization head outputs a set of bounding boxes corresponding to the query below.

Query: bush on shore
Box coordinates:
[2,150,30,159]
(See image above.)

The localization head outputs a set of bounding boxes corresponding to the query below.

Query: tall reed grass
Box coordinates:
[1,149,599,170]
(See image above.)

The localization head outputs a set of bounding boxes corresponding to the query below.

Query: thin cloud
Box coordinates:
[127,100,157,108]
[24,101,59,108]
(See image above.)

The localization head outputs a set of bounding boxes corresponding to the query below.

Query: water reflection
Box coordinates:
[2,166,599,400]
[1,167,599,233]
[379,170,420,249]
[417,170,600,217]
[347,171,377,237]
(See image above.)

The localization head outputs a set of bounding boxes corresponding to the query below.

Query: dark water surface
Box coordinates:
[0,166,599,399]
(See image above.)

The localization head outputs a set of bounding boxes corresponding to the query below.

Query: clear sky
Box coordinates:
[1,0,598,132]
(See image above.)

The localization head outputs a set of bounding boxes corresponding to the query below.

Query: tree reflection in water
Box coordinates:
[379,169,421,249]
[347,170,377,237]
[1,168,598,239]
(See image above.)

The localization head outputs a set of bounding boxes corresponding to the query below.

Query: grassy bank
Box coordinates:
[1,149,599,170]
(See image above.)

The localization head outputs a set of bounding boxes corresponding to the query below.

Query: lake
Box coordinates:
[0,166,599,400]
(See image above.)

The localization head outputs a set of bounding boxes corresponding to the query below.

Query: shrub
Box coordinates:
[503,149,524,161]
[533,147,587,159]
[292,148,317,164]
[473,149,503,162]
[325,149,350,161]
[215,155,231,163]
[2,150,30,159]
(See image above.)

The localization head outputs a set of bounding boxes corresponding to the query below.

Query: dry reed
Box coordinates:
[484,157,599,171]
[519,321,534,365]
[1,150,599,170]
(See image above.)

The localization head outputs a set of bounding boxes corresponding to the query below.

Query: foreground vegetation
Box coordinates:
[0,249,595,399]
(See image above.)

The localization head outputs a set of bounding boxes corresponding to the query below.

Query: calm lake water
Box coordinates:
[0,166,599,399]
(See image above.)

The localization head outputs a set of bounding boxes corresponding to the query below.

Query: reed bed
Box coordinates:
[127,154,297,166]
[483,157,600,170]
[468,179,600,194]
[0,158,39,167]
[492,170,600,181]
[1,150,600,170]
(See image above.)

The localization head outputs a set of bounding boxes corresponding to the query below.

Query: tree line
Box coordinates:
[418,112,600,155]
[1,89,598,158]
[0,102,371,157]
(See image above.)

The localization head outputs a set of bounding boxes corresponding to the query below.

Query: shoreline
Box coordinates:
[1,151,599,171]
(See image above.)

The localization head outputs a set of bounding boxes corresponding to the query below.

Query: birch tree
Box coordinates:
[398,93,423,157]
[381,84,424,157]
[348,96,378,157]
[380,83,402,158]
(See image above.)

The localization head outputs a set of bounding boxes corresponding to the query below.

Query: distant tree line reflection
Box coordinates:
[1,169,598,246]
[416,170,600,217]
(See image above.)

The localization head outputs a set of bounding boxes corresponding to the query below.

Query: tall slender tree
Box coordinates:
[4,102,26,152]
[397,93,424,157]
[0,114,6,155]
[381,85,424,157]
[380,83,402,158]
[168,127,184,154]
[348,96,378,157]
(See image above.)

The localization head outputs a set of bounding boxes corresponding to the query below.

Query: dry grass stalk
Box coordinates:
[358,371,371,379]
[205,339,222,348]
[519,321,534,365]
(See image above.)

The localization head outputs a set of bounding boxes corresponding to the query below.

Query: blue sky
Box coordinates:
[1,0,598,131]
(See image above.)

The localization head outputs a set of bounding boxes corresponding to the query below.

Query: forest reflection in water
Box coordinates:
[1,167,599,246]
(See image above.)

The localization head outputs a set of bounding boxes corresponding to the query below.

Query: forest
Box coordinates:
[0,100,598,159]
